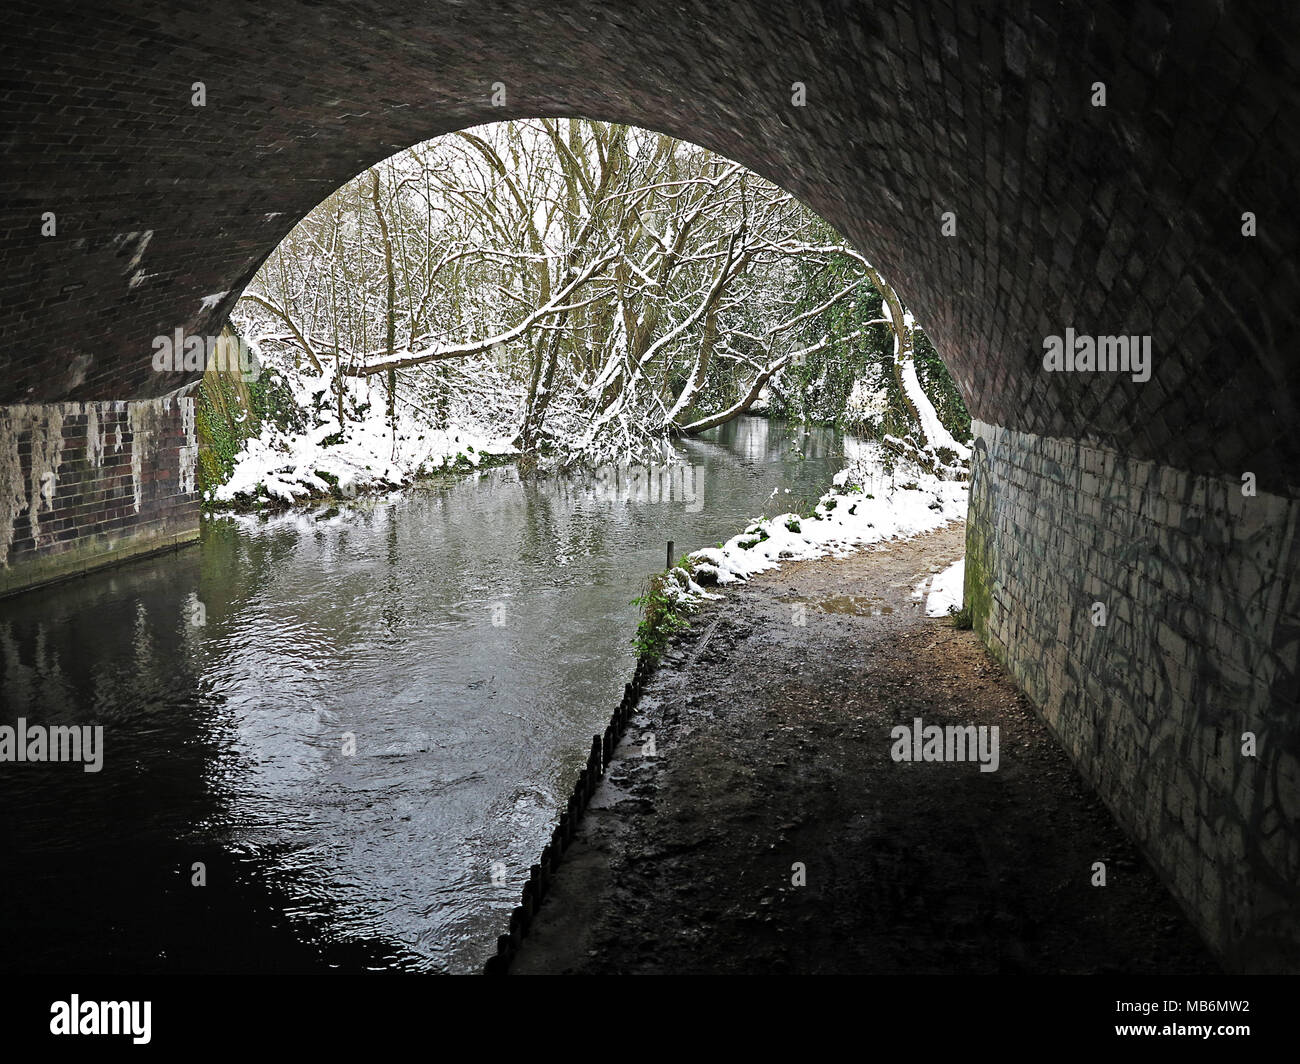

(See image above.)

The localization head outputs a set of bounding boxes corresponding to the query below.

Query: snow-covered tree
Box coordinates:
[225,118,969,501]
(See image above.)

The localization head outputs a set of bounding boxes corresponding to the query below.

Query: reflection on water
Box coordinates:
[0,417,855,973]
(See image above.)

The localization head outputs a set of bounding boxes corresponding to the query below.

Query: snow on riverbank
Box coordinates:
[211,366,516,508]
[682,442,968,594]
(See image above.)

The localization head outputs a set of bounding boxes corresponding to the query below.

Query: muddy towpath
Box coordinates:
[511,522,1218,974]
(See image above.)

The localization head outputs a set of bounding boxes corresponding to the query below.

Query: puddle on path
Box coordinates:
[781,594,894,616]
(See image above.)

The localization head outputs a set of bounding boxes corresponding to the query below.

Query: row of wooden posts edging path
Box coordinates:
[482,651,655,974]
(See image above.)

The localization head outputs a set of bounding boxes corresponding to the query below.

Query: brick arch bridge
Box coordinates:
[1,1,1296,971]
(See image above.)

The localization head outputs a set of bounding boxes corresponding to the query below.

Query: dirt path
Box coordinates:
[512,523,1218,974]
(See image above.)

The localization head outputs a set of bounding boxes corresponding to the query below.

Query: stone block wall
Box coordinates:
[965,418,1299,972]
[0,398,200,598]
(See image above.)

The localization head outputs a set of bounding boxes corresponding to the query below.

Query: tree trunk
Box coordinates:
[370,169,398,458]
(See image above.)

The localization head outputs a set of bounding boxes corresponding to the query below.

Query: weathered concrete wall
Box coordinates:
[0,398,199,598]
[965,419,1299,973]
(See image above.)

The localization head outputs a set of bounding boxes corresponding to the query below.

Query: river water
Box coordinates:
[0,417,856,973]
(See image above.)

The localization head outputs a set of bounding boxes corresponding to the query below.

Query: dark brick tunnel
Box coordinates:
[0,1,1297,971]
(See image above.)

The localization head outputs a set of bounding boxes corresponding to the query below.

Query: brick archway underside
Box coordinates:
[1,0,1297,492]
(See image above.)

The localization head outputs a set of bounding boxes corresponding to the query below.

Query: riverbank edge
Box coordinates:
[476,470,972,970]
[202,448,519,517]
[482,650,659,974]
[479,509,969,973]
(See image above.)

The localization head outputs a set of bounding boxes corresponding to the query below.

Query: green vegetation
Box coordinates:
[770,234,971,448]
[194,327,305,507]
[960,519,991,634]
[631,569,697,660]
[195,367,252,496]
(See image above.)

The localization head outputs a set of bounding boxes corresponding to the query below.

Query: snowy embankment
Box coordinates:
[921,557,966,616]
[666,442,968,604]
[211,367,516,508]
[925,556,967,613]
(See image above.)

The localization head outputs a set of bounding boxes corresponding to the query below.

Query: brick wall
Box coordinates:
[0,398,200,598]
[966,419,1299,972]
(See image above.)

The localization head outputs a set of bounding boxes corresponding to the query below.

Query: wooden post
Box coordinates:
[666,540,674,570]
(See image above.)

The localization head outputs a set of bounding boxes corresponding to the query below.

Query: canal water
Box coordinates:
[0,417,857,973]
